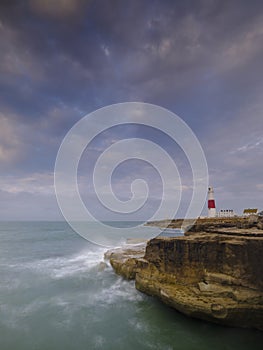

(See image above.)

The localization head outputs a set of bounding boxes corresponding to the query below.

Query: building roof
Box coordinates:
[243,208,258,214]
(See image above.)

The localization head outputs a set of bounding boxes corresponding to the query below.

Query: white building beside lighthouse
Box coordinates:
[218,209,235,218]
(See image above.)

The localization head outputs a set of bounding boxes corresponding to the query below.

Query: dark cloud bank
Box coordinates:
[0,0,263,220]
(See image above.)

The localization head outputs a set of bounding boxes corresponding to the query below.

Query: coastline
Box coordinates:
[106,216,263,330]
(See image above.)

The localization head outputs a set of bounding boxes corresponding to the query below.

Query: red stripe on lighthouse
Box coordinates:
[208,200,215,209]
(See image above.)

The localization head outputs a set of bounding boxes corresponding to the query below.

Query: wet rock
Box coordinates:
[105,243,147,280]
[107,231,263,330]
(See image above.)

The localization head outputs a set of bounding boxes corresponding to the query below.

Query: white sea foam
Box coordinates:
[48,249,108,279]
[92,335,106,348]
[129,318,149,332]
[6,247,108,279]
[93,276,144,305]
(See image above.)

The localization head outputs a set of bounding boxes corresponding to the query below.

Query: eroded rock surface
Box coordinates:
[105,243,147,280]
[106,223,263,330]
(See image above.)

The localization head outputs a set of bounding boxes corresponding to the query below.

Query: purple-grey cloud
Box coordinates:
[0,0,263,219]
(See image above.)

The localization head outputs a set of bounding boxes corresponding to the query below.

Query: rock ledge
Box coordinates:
[106,221,263,330]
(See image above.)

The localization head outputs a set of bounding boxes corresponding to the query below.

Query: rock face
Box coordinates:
[146,215,263,233]
[107,227,263,330]
[105,243,146,280]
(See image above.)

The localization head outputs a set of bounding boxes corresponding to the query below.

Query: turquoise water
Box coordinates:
[0,221,262,350]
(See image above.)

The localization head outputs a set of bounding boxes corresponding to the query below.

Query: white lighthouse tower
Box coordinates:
[208,186,216,218]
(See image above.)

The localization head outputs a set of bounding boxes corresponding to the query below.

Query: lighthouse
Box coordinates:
[208,186,216,218]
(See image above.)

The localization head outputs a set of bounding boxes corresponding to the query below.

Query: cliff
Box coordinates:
[107,218,263,330]
[145,215,263,232]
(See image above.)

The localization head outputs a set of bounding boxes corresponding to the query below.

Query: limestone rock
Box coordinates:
[107,230,263,330]
[105,243,146,280]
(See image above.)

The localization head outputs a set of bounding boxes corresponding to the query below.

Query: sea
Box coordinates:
[0,221,262,350]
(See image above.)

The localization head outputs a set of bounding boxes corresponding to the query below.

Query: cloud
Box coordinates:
[256,184,263,190]
[0,0,263,218]
[101,45,110,57]
[29,0,88,19]
[233,138,263,153]
[214,15,263,73]
[0,113,24,164]
[0,189,62,220]
[0,21,45,81]
[0,173,54,195]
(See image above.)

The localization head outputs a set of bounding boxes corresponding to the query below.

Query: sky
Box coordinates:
[0,0,263,221]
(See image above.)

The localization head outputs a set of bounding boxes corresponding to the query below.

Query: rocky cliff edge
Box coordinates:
[106,218,263,330]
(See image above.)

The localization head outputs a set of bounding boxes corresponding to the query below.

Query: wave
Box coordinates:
[4,247,108,279]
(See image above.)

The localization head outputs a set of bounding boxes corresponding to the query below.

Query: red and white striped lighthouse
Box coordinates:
[208,186,216,218]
